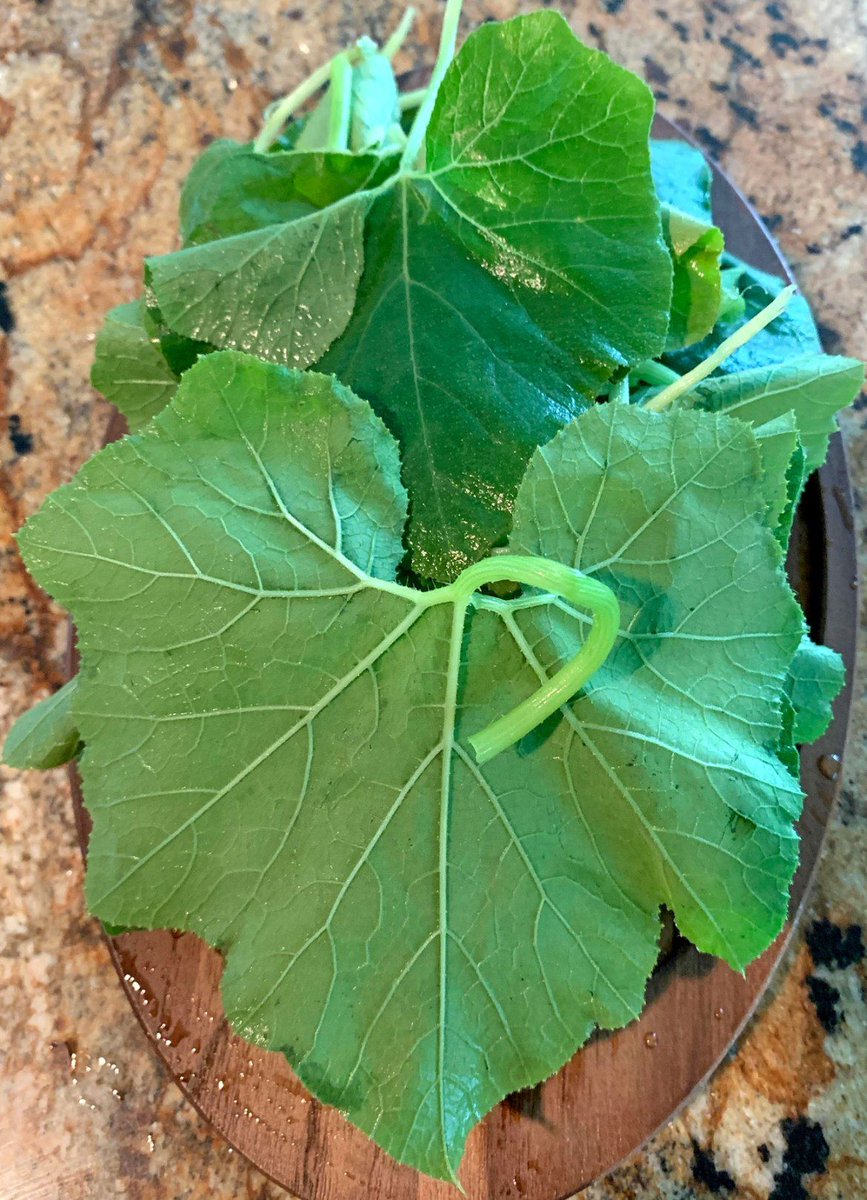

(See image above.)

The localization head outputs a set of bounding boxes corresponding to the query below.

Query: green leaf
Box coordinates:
[3,677,81,769]
[145,195,370,371]
[91,299,179,430]
[651,138,713,222]
[324,12,672,579]
[662,205,724,349]
[179,138,399,246]
[665,254,821,376]
[786,635,845,744]
[16,355,803,1180]
[689,353,865,473]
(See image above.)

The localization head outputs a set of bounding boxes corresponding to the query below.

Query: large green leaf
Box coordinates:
[690,352,865,473]
[14,351,803,1181]
[179,138,399,246]
[147,12,671,581]
[91,299,179,430]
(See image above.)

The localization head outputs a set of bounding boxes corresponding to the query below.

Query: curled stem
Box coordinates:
[443,555,619,764]
[398,86,428,111]
[254,55,354,153]
[644,284,796,413]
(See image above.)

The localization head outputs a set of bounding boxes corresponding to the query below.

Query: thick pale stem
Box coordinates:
[254,48,365,153]
[327,54,353,150]
[644,285,796,413]
[383,6,417,59]
[443,555,619,764]
[400,0,463,171]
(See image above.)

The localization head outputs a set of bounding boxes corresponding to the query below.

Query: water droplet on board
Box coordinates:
[714,1006,725,1020]
[644,1031,658,1048]
[818,753,841,780]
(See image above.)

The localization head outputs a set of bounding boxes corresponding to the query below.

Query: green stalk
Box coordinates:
[630,359,679,386]
[326,53,353,150]
[400,0,464,171]
[383,6,417,59]
[609,376,630,404]
[644,285,795,413]
[399,86,428,112]
[439,555,620,764]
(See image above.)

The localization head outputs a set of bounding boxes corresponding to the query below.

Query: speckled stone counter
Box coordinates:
[1,1,865,1197]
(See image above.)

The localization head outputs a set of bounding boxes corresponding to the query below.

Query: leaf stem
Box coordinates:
[644,284,796,413]
[400,0,463,171]
[383,6,417,59]
[440,555,620,764]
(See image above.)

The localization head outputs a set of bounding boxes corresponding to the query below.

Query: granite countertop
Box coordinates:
[1,0,865,1196]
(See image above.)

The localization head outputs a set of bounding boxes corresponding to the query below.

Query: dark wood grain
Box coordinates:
[66,115,859,1198]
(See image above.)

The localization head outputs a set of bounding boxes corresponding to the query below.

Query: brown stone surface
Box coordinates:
[0,0,865,1197]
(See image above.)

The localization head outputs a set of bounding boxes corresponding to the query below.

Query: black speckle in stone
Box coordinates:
[643,56,670,86]
[603,0,626,12]
[692,1142,736,1193]
[806,243,823,255]
[694,126,729,159]
[851,141,867,175]
[806,918,865,969]
[841,223,864,240]
[765,1,785,17]
[758,1143,771,1163]
[729,99,759,127]
[283,6,304,18]
[672,20,689,42]
[8,414,34,456]
[769,31,801,58]
[0,281,14,333]
[762,212,784,232]
[769,1117,829,1200]
[806,974,843,1034]
[721,35,762,69]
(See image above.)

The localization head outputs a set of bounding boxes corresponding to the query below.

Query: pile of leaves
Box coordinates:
[5,0,863,1184]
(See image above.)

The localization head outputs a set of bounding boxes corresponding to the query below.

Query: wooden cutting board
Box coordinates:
[67,114,858,1199]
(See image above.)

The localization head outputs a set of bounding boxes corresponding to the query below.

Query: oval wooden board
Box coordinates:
[67,114,858,1198]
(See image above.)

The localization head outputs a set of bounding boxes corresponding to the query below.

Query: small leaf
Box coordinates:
[690,353,865,473]
[3,677,81,769]
[662,205,725,349]
[666,254,821,376]
[146,195,370,371]
[786,635,845,744]
[91,299,179,430]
